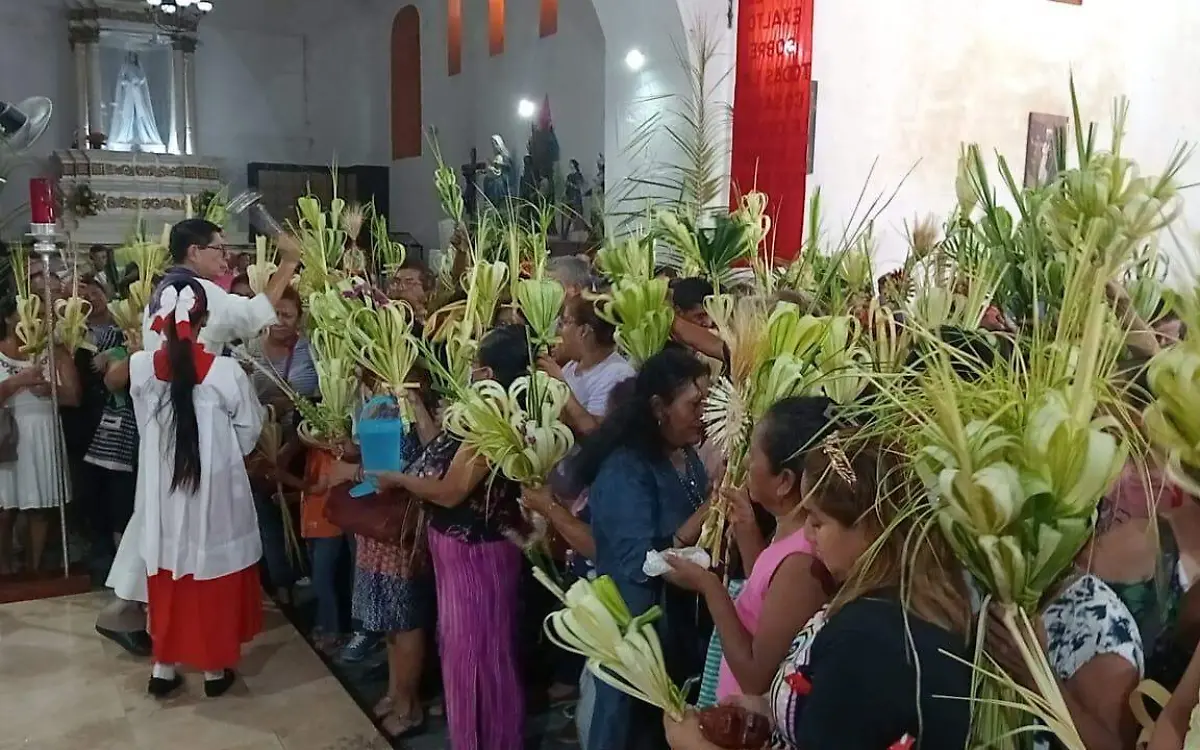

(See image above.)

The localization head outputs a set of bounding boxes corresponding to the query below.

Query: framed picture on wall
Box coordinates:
[1023,112,1069,188]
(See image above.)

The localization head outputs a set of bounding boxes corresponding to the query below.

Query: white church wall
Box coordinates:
[808,0,1200,275]
[0,0,78,234]
[196,0,392,191]
[577,0,738,232]
[376,0,606,252]
[9,0,1198,274]
[0,0,388,236]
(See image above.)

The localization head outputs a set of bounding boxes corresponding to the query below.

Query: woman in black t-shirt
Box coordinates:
[667,431,974,750]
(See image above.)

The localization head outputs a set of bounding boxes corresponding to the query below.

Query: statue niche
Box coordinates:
[104,50,168,153]
[57,3,222,246]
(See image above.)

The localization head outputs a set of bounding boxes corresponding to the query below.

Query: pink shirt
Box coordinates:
[212,272,235,292]
[716,527,813,700]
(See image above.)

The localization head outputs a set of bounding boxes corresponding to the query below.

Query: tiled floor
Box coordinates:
[0,593,390,750]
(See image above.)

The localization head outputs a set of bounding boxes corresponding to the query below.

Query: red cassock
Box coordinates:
[147,566,263,672]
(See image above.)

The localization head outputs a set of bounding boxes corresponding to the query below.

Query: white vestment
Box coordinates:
[130,354,264,581]
[106,277,276,601]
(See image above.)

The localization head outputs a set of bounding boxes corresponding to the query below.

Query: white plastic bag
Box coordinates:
[642,546,712,577]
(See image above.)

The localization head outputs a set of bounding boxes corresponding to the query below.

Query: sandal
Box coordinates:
[380,708,427,739]
[372,696,393,719]
[312,633,342,655]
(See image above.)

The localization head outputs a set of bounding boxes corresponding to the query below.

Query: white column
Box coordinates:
[168,43,184,155]
[86,39,105,144]
[180,38,198,155]
[70,35,90,149]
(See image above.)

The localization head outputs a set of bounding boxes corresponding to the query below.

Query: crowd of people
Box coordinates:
[4,210,1200,750]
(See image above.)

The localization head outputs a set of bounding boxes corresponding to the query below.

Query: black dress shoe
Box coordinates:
[96,625,153,658]
[204,669,237,698]
[147,674,184,698]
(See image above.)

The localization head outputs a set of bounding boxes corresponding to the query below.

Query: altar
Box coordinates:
[53,149,221,246]
[55,0,223,246]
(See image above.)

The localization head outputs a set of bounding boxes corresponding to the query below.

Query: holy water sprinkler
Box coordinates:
[227,190,285,238]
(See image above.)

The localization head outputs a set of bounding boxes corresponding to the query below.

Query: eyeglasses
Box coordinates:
[198,244,228,254]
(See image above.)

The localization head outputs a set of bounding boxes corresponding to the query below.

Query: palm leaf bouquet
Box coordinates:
[862,86,1188,750]
[903,209,1005,333]
[110,225,170,350]
[775,182,898,321]
[460,248,509,339]
[883,278,1128,750]
[294,327,358,451]
[1144,258,1200,496]
[254,405,305,571]
[290,191,349,299]
[420,227,511,398]
[699,297,832,562]
[194,185,230,226]
[425,208,574,486]
[10,247,47,357]
[595,276,674,367]
[267,284,363,452]
[429,131,465,228]
[517,273,566,351]
[652,197,759,292]
[442,368,575,487]
[595,233,657,285]
[247,234,278,295]
[339,202,370,276]
[54,257,95,354]
[347,296,421,413]
[369,207,407,281]
[961,80,1185,327]
[592,235,674,367]
[532,568,687,721]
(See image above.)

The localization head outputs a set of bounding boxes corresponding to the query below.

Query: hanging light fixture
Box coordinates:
[145,0,215,22]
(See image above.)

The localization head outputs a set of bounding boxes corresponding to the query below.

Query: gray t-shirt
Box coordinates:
[562,351,635,416]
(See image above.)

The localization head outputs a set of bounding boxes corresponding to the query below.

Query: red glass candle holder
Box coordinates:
[29,178,55,225]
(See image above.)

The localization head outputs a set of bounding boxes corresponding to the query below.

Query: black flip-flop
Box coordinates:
[382,709,427,740]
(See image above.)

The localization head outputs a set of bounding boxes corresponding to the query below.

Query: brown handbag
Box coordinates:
[323,481,427,550]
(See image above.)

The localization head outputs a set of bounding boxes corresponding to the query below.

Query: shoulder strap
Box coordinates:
[1129,678,1171,747]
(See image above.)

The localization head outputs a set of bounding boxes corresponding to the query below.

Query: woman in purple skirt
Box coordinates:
[374,324,533,750]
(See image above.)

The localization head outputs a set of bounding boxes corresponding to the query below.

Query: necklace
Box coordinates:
[669,449,704,510]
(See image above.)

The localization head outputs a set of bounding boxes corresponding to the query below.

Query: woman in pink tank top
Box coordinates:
[665,397,834,699]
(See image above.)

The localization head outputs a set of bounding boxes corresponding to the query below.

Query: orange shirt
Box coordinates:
[301,449,342,539]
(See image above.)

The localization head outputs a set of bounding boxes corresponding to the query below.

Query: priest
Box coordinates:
[95,217,301,655]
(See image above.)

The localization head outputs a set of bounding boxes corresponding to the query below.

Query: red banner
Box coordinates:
[730,0,814,260]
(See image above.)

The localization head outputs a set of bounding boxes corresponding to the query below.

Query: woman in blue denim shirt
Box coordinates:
[569,348,713,750]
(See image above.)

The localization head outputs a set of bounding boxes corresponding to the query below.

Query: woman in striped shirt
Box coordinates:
[243,285,318,604]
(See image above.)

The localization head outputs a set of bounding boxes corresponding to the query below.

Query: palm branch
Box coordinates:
[609,18,731,231]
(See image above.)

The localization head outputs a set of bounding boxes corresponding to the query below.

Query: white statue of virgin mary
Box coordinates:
[108,52,166,154]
